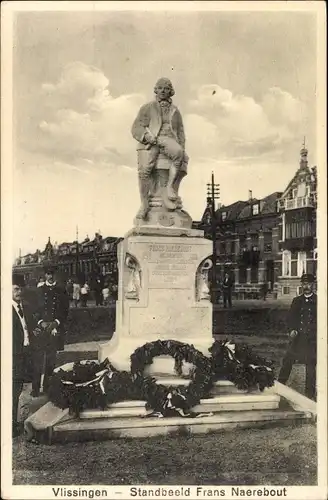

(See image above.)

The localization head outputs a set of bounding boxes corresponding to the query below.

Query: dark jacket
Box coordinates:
[35,284,69,324]
[287,293,317,362]
[12,301,36,381]
[35,284,70,348]
[222,277,233,291]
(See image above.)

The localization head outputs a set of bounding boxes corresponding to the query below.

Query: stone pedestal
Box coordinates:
[99,230,213,375]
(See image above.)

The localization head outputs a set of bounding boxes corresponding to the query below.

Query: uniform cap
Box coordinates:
[301,273,315,284]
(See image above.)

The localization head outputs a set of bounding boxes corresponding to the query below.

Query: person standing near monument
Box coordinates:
[222,272,233,308]
[94,275,103,306]
[12,273,35,436]
[32,265,69,396]
[278,273,317,400]
[131,77,188,219]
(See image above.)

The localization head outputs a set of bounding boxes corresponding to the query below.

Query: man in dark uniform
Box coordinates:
[278,273,317,400]
[12,273,36,437]
[32,265,69,396]
[94,275,104,306]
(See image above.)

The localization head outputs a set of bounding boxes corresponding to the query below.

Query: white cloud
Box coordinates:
[186,84,304,161]
[38,62,145,165]
[261,86,303,126]
[36,66,305,170]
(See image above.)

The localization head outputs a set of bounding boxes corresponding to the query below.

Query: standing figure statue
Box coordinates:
[131,77,189,220]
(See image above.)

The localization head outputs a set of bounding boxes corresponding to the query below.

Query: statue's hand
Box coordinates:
[144,131,157,145]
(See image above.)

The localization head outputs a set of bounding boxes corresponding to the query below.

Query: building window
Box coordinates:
[292,188,297,198]
[297,251,307,277]
[297,286,303,296]
[285,221,312,239]
[264,243,272,252]
[221,212,227,221]
[220,241,226,254]
[278,225,283,242]
[282,250,291,277]
[282,286,290,295]
[239,266,247,284]
[297,182,306,198]
[230,240,235,254]
[252,204,259,215]
[205,213,211,225]
[250,266,258,283]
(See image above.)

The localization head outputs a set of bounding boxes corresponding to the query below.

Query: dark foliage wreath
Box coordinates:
[48,359,143,417]
[210,340,275,392]
[130,340,214,416]
[48,339,275,417]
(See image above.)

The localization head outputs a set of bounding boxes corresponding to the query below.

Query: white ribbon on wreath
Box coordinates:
[222,340,241,364]
[53,361,115,395]
[249,364,272,372]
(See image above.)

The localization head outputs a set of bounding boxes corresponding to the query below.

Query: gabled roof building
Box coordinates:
[195,144,317,299]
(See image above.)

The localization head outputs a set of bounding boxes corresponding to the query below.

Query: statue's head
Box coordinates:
[154,77,175,99]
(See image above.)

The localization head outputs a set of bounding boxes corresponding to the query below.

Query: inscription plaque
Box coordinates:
[147,243,199,288]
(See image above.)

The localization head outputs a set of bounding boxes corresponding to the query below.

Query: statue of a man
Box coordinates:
[131,77,188,219]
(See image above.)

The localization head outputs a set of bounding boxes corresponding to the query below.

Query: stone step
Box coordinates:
[79,392,280,419]
[52,409,312,443]
[154,377,268,395]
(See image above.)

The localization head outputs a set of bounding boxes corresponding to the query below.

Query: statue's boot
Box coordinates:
[167,187,178,201]
[135,204,149,220]
[136,175,151,220]
[167,164,179,201]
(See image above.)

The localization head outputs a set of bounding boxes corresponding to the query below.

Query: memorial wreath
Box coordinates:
[48,339,275,417]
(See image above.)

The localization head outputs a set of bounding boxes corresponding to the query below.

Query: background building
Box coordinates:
[276,145,317,297]
[195,144,317,300]
[197,192,281,299]
[13,232,123,287]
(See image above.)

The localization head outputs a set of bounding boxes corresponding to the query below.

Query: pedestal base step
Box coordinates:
[51,409,312,443]
[23,382,316,444]
[156,378,253,395]
[79,392,280,420]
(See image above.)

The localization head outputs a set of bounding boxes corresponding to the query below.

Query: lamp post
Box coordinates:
[207,172,220,303]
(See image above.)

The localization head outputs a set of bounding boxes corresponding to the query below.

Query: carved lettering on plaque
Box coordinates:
[147,243,199,288]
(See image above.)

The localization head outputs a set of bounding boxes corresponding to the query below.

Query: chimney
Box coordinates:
[248,190,253,201]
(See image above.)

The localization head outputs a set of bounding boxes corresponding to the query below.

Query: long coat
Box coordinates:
[287,293,317,363]
[35,284,70,350]
[131,100,186,151]
[12,301,36,381]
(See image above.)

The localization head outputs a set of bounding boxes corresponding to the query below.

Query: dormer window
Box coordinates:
[221,212,227,221]
[252,204,259,215]
[297,182,306,198]
[205,213,211,225]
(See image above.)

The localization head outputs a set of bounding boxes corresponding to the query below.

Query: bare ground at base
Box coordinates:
[12,424,316,486]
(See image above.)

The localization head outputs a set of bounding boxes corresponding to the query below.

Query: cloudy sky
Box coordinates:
[13,8,317,256]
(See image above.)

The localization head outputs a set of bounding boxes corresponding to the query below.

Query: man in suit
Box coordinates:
[278,273,317,400]
[94,275,104,306]
[222,272,233,308]
[32,265,69,396]
[131,77,188,219]
[12,273,36,437]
